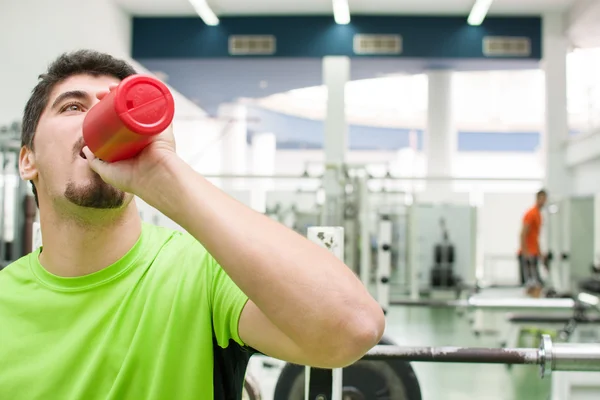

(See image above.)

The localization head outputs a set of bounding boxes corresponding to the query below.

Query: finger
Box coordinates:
[82,147,106,174]
[96,84,119,101]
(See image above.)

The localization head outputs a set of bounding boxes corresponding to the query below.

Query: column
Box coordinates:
[250,132,276,213]
[543,13,572,199]
[322,56,350,226]
[0,0,131,125]
[425,70,455,199]
[218,103,248,193]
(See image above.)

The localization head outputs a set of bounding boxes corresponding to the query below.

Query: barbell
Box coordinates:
[280,334,600,400]
[360,334,600,377]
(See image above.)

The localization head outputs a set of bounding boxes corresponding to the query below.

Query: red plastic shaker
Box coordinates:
[82,74,175,162]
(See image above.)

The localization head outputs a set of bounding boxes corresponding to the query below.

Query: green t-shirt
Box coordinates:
[0,222,253,400]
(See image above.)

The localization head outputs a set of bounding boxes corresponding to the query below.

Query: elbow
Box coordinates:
[318,305,386,368]
[342,314,386,366]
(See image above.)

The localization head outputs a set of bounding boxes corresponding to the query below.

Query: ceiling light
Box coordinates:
[189,0,219,26]
[467,0,493,26]
[333,0,350,25]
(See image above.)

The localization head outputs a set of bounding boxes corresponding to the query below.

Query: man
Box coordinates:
[518,189,547,297]
[0,50,385,399]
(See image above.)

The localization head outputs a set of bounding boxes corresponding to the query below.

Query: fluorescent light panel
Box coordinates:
[333,0,350,25]
[189,0,219,26]
[467,0,493,26]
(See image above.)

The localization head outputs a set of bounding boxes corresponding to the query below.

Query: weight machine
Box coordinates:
[0,121,36,269]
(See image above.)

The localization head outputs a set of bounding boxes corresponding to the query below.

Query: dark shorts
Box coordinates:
[518,254,541,285]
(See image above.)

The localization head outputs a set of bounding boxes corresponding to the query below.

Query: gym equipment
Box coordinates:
[579,263,600,294]
[390,296,585,311]
[366,335,600,376]
[411,203,475,296]
[300,335,600,400]
[377,215,392,315]
[83,74,175,162]
[242,373,261,400]
[430,217,460,289]
[0,122,32,269]
[273,336,422,400]
[305,226,345,400]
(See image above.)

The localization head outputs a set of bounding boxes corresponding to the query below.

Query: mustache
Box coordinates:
[73,137,86,157]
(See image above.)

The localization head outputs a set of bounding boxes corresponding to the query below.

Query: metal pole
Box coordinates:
[390,297,580,312]
[363,344,540,365]
[358,174,370,288]
[306,227,344,400]
[550,342,600,373]
[356,335,600,378]
[377,215,392,314]
[199,173,540,182]
[202,173,322,180]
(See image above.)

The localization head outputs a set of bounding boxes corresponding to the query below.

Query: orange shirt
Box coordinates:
[520,206,542,256]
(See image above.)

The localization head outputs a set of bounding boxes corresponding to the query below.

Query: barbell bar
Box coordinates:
[304,335,600,400]
[389,297,588,312]
[361,334,600,377]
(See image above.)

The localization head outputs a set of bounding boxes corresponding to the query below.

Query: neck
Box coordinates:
[37,201,142,278]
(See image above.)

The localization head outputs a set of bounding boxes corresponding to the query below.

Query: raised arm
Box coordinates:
[83,115,385,368]
[153,156,384,367]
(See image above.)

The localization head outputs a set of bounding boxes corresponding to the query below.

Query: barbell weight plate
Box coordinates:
[242,374,261,400]
[273,337,422,400]
[273,360,421,400]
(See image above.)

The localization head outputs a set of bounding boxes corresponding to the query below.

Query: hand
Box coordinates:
[81,84,179,196]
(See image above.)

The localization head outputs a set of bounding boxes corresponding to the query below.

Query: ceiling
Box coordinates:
[122,0,597,118]
[114,0,574,17]
[138,57,540,116]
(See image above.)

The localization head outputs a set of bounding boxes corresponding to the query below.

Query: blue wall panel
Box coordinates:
[458,131,540,152]
[133,16,541,60]
[248,106,539,152]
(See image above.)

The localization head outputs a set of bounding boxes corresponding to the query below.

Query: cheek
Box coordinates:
[35,149,72,191]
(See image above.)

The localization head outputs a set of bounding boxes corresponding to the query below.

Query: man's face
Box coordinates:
[537,194,547,209]
[20,74,132,210]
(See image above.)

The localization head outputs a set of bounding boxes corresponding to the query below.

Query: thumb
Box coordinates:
[82,146,108,175]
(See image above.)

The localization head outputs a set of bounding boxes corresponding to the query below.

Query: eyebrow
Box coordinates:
[50,90,89,111]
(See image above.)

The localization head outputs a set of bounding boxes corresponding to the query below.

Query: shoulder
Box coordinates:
[0,253,37,289]
[141,222,215,276]
[524,206,537,219]
[144,222,209,258]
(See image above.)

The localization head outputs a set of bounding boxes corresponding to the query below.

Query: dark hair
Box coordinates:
[537,189,547,198]
[21,49,137,206]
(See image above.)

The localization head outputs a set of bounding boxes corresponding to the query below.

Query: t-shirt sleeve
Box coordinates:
[207,255,250,349]
[523,209,534,225]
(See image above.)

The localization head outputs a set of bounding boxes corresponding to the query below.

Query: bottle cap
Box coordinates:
[113,75,175,135]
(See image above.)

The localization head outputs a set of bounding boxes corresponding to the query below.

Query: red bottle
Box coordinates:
[83,74,175,162]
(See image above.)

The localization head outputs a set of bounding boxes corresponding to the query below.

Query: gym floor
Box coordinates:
[248,289,552,399]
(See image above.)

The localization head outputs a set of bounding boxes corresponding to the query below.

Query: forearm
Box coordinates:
[520,234,527,254]
[140,156,384,351]
[520,229,528,255]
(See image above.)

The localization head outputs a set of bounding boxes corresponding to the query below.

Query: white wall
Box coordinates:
[479,193,536,285]
[572,159,600,195]
[0,0,229,234]
[0,0,131,125]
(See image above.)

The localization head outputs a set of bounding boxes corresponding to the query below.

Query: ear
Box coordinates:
[19,146,38,182]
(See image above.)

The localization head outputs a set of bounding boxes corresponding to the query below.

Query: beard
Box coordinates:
[64,173,125,209]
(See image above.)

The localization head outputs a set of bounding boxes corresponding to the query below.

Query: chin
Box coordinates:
[64,180,126,209]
